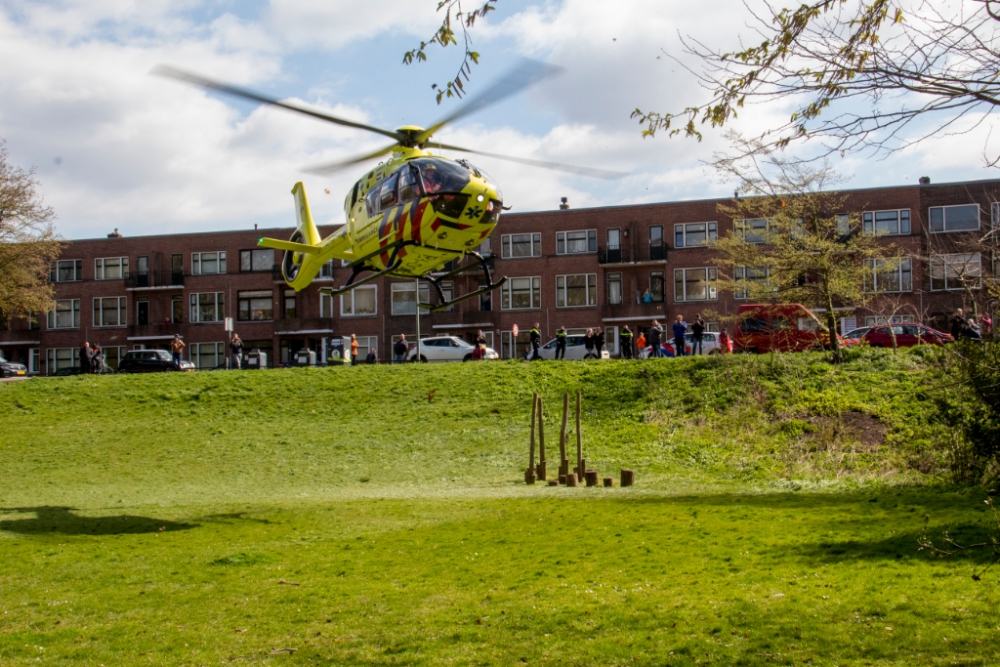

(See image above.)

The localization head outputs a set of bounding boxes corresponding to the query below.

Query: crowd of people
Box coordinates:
[78,341,107,374]
[950,309,993,342]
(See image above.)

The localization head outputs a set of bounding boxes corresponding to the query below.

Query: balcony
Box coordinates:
[273,318,334,335]
[125,271,185,290]
[128,323,184,339]
[597,242,668,266]
[0,329,42,345]
[601,300,669,321]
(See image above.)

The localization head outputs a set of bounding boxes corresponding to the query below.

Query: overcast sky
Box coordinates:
[1,0,996,239]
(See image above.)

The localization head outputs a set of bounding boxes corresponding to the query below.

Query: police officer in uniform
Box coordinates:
[555,326,567,360]
[620,325,634,359]
[529,322,542,361]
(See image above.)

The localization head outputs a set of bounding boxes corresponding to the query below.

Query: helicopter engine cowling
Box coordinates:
[282,229,306,283]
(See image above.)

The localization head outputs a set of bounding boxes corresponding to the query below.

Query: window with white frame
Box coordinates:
[864,314,916,326]
[320,292,335,318]
[929,204,979,233]
[500,330,532,359]
[47,299,80,329]
[864,258,913,293]
[674,268,718,302]
[992,202,1000,231]
[735,219,770,244]
[479,236,493,256]
[341,285,377,316]
[189,292,225,322]
[29,348,40,374]
[237,290,273,321]
[501,276,541,310]
[93,296,127,327]
[607,272,622,305]
[102,346,126,372]
[49,259,82,282]
[354,336,377,360]
[191,251,227,275]
[556,274,597,307]
[190,342,225,369]
[391,282,430,315]
[674,222,717,248]
[500,233,542,258]
[930,253,981,291]
[239,249,274,272]
[46,348,79,375]
[733,266,772,300]
[836,214,851,237]
[556,229,597,255]
[318,260,335,279]
[862,209,910,236]
[95,257,129,280]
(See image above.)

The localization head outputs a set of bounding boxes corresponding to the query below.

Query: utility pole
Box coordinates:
[414,277,421,362]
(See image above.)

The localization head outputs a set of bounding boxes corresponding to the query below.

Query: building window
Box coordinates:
[171,295,184,324]
[95,257,129,280]
[46,348,79,375]
[500,330,532,359]
[49,259,82,283]
[93,296,127,327]
[648,270,665,302]
[864,314,916,327]
[190,342,224,370]
[556,274,597,308]
[556,229,597,255]
[607,272,622,305]
[735,219,770,244]
[501,276,541,310]
[240,248,275,272]
[29,348,40,374]
[237,290,273,321]
[391,282,430,315]
[674,267,718,302]
[191,251,227,275]
[439,281,455,312]
[836,214,851,237]
[862,209,910,236]
[500,233,542,258]
[992,202,1000,231]
[479,236,493,256]
[47,299,80,329]
[864,258,913,293]
[283,290,297,319]
[479,280,493,311]
[930,253,981,291]
[189,292,225,323]
[341,285,377,316]
[319,260,335,280]
[734,266,772,300]
[930,204,979,233]
[354,336,377,360]
[320,293,334,318]
[674,222,717,248]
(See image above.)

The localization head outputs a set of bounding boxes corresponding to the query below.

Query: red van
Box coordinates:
[733,303,847,353]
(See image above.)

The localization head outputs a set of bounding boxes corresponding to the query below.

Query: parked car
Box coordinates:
[843,326,871,342]
[733,303,850,353]
[407,336,499,362]
[0,355,28,378]
[118,349,196,373]
[861,323,953,348]
[639,331,725,358]
[537,334,610,360]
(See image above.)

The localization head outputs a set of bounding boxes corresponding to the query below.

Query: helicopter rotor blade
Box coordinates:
[152,65,408,143]
[414,59,564,145]
[301,143,399,176]
[427,142,629,180]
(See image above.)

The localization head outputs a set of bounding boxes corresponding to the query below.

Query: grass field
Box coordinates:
[1,352,998,666]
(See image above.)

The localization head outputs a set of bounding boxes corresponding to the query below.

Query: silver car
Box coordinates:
[537,334,610,360]
[407,336,499,362]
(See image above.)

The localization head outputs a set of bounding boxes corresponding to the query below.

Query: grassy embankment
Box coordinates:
[1,351,998,665]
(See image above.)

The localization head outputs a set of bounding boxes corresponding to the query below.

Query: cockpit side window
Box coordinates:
[379,173,399,209]
[399,165,422,202]
[365,185,381,217]
[350,181,360,208]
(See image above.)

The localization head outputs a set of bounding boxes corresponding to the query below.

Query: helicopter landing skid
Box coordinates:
[424,251,506,313]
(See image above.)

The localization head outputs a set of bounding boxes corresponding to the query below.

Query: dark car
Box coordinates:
[0,355,28,378]
[118,349,195,373]
[862,324,953,348]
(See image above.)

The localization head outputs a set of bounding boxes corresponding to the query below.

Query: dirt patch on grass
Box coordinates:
[807,411,887,451]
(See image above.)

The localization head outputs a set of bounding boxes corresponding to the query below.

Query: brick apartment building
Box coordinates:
[1,178,997,374]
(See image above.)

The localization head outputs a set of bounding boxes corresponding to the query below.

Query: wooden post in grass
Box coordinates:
[525,393,538,484]
[565,472,578,487]
[585,470,599,487]
[536,396,547,481]
[603,477,614,487]
[575,391,583,483]
[559,393,570,477]
[620,469,635,487]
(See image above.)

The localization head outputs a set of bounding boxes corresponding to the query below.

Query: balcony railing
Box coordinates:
[597,242,668,265]
[125,270,185,289]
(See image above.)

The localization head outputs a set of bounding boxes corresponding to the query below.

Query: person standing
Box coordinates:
[950,308,965,339]
[91,345,105,374]
[170,334,186,367]
[474,330,486,348]
[595,327,606,358]
[350,334,360,366]
[648,321,662,357]
[529,323,542,361]
[79,341,92,374]
[584,328,596,359]
[620,325,633,359]
[636,329,647,358]
[719,327,731,354]
[672,315,688,357]
[366,348,377,364]
[393,334,408,364]
[229,333,244,370]
[691,314,705,355]
[555,326,567,360]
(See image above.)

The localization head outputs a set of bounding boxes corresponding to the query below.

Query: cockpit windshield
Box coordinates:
[411,158,472,195]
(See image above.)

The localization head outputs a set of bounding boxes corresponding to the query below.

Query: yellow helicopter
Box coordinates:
[154,62,624,311]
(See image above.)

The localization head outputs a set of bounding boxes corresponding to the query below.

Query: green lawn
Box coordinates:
[1,353,997,665]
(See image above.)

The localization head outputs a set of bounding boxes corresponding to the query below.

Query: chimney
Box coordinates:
[107,228,122,238]
[559,197,570,210]
[918,176,931,185]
